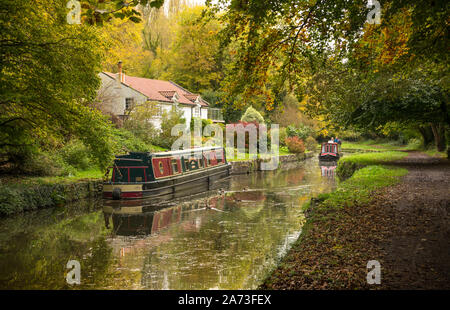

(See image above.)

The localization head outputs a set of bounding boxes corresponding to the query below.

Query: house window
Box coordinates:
[125,98,134,111]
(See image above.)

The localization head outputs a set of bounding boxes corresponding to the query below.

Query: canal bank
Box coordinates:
[259,151,450,289]
[0,153,314,217]
[0,179,103,216]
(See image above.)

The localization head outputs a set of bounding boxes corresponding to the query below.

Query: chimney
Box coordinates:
[117,61,125,83]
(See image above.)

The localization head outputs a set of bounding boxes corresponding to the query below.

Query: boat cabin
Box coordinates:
[318,142,341,161]
[103,146,231,200]
[110,146,226,184]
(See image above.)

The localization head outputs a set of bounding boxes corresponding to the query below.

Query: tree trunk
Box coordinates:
[418,125,434,148]
[430,123,447,152]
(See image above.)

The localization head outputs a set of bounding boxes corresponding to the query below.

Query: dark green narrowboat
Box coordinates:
[103,146,231,201]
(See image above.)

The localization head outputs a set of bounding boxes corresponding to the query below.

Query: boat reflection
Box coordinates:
[319,160,337,178]
[103,193,228,236]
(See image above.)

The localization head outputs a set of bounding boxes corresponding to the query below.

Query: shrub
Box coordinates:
[60,140,93,171]
[112,128,154,154]
[20,150,74,177]
[286,124,314,140]
[338,130,362,142]
[190,117,212,132]
[305,136,318,151]
[156,109,186,149]
[241,106,264,123]
[278,127,287,147]
[285,136,305,153]
[0,187,25,216]
[406,138,422,150]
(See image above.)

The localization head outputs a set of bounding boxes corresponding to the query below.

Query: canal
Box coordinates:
[0,158,336,289]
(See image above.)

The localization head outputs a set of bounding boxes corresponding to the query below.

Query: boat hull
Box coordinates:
[318,153,340,161]
[103,163,231,201]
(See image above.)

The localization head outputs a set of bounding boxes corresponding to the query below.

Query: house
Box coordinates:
[97,62,223,129]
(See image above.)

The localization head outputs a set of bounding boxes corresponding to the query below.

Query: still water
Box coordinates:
[0,158,336,289]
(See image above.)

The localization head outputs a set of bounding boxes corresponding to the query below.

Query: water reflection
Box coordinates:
[319,160,337,179]
[0,157,336,289]
[103,199,221,236]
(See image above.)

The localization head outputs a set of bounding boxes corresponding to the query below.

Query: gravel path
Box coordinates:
[379,152,450,289]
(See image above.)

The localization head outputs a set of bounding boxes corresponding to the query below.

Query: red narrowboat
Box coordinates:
[318,142,341,161]
[103,146,231,201]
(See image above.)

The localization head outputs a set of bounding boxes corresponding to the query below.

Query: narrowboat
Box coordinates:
[103,146,231,201]
[318,142,341,161]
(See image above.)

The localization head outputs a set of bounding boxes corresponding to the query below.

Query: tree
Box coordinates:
[100,17,153,76]
[241,106,264,124]
[77,0,165,25]
[123,101,159,145]
[0,0,114,171]
[157,108,186,149]
[157,6,224,93]
[209,0,448,152]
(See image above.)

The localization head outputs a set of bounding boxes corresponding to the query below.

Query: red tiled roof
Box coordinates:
[184,94,200,102]
[103,72,208,107]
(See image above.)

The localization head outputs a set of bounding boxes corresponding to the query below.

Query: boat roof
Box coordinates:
[152,146,223,156]
[322,142,338,145]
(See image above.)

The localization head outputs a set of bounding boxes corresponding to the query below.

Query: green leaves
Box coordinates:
[79,0,163,25]
[0,0,113,173]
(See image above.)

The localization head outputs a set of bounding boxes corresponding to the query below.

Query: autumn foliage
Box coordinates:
[285,136,305,154]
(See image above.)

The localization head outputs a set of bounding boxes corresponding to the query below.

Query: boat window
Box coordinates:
[159,161,164,174]
[217,151,223,163]
[189,158,199,170]
[171,159,180,173]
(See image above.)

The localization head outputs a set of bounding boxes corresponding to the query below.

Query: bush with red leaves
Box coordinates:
[285,136,305,153]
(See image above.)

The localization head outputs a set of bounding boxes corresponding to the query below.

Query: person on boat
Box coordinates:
[334,137,342,145]
[328,137,335,143]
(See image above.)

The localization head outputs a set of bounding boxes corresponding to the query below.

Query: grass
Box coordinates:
[339,151,408,165]
[424,149,447,158]
[320,165,408,209]
[0,168,104,187]
[341,140,410,152]
[336,151,408,180]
